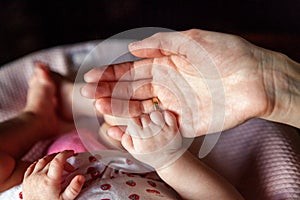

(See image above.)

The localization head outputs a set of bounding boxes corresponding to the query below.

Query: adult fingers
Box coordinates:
[47,150,74,181]
[107,126,126,141]
[84,59,153,83]
[104,114,129,126]
[128,30,193,58]
[61,175,85,200]
[94,98,155,117]
[81,79,153,100]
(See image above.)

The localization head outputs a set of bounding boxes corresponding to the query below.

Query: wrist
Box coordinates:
[156,150,189,174]
[261,50,300,128]
[132,146,186,171]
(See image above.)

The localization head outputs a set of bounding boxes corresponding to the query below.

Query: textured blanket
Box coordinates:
[0,40,299,199]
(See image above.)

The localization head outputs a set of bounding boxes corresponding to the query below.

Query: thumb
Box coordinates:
[128,31,189,58]
[61,175,85,200]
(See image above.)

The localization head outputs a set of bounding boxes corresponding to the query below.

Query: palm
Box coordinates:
[150,35,268,136]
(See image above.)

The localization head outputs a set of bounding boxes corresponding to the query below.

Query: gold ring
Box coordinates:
[153,97,160,110]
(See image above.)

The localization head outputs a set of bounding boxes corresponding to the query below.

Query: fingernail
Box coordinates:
[80,86,87,97]
[107,128,113,137]
[80,85,94,98]
[78,176,85,184]
[128,41,139,50]
[94,100,103,113]
[83,72,93,83]
[129,41,137,47]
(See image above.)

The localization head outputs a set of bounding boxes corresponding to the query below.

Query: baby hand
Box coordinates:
[22,150,85,200]
[122,110,185,170]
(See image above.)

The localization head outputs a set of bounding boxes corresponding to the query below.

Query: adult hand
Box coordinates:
[82,29,297,137]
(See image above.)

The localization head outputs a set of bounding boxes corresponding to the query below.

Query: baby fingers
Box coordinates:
[47,150,74,181]
[61,175,85,200]
[31,153,58,174]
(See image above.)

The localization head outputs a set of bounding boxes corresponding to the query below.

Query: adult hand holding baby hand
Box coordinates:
[82,29,300,137]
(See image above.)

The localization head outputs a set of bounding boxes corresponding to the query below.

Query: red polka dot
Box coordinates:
[146,189,161,194]
[86,166,96,174]
[100,183,111,190]
[19,191,23,199]
[128,194,140,200]
[126,180,136,187]
[147,180,157,187]
[89,156,97,162]
[91,170,100,178]
[86,167,100,178]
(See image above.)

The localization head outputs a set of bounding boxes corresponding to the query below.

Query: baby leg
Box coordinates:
[0,63,62,158]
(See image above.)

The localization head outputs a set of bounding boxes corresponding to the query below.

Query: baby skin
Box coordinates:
[0,62,129,194]
[21,110,243,200]
[3,63,243,199]
[0,63,75,192]
[121,110,244,200]
[22,150,84,200]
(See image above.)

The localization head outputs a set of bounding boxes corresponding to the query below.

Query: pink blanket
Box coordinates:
[0,40,299,199]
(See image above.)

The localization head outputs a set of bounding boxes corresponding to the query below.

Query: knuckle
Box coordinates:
[38,157,47,164]
[69,186,80,197]
[51,157,62,167]
[153,32,163,38]
[188,28,199,35]
[185,29,200,38]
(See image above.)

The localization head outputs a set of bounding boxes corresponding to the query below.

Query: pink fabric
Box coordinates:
[47,129,108,155]
[47,130,87,155]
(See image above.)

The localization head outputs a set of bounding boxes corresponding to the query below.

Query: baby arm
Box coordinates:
[0,151,30,192]
[22,150,85,200]
[122,110,243,200]
[157,151,244,200]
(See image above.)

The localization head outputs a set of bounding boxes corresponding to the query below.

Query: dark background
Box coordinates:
[1,0,300,66]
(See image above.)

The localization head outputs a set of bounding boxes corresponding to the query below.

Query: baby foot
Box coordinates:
[122,110,184,169]
[24,63,60,136]
[51,70,74,121]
